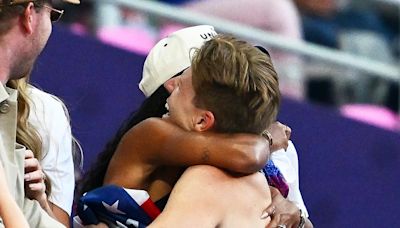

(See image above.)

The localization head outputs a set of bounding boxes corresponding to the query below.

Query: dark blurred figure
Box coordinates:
[295,0,399,113]
[295,0,393,48]
[56,1,95,35]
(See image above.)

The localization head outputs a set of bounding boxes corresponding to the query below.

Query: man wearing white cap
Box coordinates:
[0,0,79,227]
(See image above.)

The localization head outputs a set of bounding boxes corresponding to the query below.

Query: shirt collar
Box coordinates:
[0,82,18,103]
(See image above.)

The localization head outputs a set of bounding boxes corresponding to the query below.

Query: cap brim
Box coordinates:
[63,0,80,4]
[2,0,80,5]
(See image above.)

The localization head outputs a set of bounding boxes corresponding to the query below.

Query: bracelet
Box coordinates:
[298,209,306,228]
[261,130,273,146]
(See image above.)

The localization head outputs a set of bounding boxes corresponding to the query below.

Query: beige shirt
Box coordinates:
[0,83,64,228]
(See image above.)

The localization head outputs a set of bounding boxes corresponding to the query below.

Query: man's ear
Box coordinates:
[194,111,215,132]
[21,2,35,35]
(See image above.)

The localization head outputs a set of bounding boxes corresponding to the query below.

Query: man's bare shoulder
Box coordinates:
[170,165,271,228]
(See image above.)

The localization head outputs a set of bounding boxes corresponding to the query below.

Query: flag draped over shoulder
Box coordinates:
[262,160,289,198]
[77,185,161,227]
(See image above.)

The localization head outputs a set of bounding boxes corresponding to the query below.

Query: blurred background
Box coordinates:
[31,0,399,227]
[56,0,400,120]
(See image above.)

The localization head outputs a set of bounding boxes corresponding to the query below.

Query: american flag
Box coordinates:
[262,160,289,198]
[77,185,161,227]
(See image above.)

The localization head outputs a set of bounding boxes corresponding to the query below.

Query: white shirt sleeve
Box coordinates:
[28,86,75,216]
[270,140,309,217]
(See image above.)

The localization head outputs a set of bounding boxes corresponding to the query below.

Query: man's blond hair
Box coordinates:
[191,34,280,134]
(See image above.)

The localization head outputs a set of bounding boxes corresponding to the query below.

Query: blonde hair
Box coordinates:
[7,78,43,158]
[191,34,280,134]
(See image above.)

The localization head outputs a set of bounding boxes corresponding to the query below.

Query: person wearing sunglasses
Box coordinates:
[0,0,79,227]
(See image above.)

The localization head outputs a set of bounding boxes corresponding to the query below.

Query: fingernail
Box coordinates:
[24,174,30,181]
[261,211,269,219]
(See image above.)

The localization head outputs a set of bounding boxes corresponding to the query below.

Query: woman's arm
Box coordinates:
[119,117,270,174]
[0,163,29,228]
[0,188,30,228]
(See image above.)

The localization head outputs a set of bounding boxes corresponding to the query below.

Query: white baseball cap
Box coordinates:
[139,25,217,97]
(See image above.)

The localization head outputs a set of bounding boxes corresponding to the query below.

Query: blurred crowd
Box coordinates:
[55,0,399,114]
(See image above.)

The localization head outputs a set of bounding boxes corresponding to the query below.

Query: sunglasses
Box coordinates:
[43,5,64,22]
